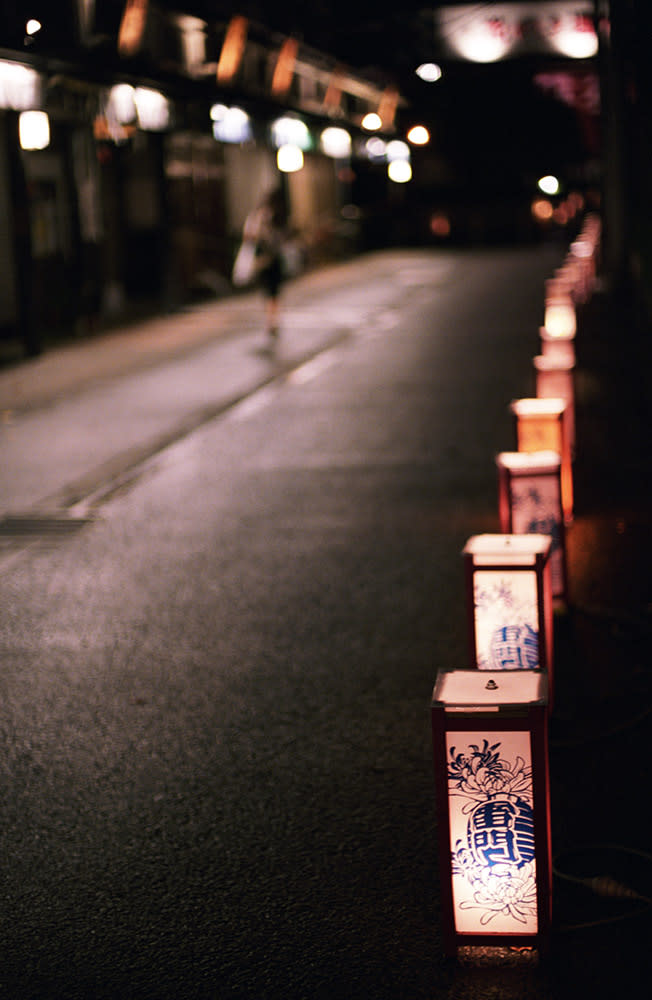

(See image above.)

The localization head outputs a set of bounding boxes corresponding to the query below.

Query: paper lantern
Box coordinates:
[510,397,573,523]
[544,280,576,339]
[431,669,551,955]
[539,326,575,366]
[463,535,554,693]
[496,451,567,602]
[533,354,576,454]
[19,109,50,150]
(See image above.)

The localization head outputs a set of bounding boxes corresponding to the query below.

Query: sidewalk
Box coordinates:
[0,254,389,416]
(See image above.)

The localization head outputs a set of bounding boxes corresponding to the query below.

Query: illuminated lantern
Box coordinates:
[496,451,567,602]
[543,281,576,339]
[510,397,573,523]
[539,326,575,366]
[19,109,49,149]
[463,535,554,696]
[534,353,575,454]
[431,669,551,955]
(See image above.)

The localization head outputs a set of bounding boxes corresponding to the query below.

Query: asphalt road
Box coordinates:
[1,245,649,999]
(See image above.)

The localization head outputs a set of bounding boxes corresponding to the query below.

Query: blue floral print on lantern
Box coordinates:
[448,740,538,926]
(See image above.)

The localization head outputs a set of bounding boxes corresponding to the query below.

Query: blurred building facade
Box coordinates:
[0,1,403,356]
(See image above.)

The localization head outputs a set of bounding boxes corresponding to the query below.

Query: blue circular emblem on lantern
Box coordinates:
[467,796,535,869]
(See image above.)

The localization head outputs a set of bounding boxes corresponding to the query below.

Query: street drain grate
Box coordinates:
[0,513,93,536]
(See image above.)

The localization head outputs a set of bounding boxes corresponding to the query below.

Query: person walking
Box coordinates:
[242,188,289,345]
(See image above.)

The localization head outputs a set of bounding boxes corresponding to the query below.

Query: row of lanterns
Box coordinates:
[211,103,417,182]
[431,215,601,955]
[3,55,421,184]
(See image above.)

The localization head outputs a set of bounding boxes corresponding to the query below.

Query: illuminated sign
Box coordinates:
[436,2,598,63]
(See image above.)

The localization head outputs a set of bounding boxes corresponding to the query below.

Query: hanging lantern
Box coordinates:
[496,451,567,603]
[510,397,573,523]
[431,669,552,955]
[19,109,50,150]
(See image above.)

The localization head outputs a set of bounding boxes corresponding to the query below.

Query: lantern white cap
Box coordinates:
[510,397,566,418]
[534,354,574,373]
[432,669,548,709]
[463,533,552,564]
[496,450,561,474]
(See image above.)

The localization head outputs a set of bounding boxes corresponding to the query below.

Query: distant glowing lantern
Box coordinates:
[0,61,42,110]
[212,105,252,143]
[407,125,430,145]
[450,22,514,63]
[431,668,552,955]
[510,398,573,523]
[388,160,412,183]
[277,143,303,173]
[19,109,50,150]
[534,354,576,454]
[544,283,576,339]
[365,136,386,160]
[552,15,598,59]
[133,87,169,131]
[538,175,560,196]
[416,62,442,82]
[539,326,575,366]
[532,198,554,222]
[361,112,382,131]
[463,535,554,689]
[386,139,410,161]
[271,115,310,150]
[496,452,567,602]
[109,83,137,124]
[320,126,351,158]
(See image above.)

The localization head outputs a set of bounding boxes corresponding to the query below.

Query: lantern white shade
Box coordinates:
[539,326,575,366]
[544,280,576,339]
[533,354,576,454]
[496,451,567,601]
[19,109,50,150]
[431,669,551,954]
[463,534,554,693]
[510,397,573,523]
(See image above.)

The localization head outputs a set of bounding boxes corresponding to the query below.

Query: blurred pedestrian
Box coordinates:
[242,187,289,344]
